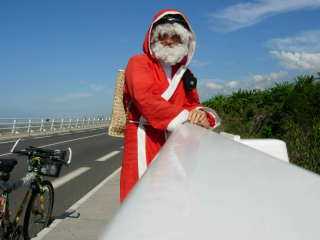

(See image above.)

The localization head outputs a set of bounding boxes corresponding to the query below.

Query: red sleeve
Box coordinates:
[125,56,189,131]
[205,112,216,127]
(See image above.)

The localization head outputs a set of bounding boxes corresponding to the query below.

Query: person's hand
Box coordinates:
[188,109,210,129]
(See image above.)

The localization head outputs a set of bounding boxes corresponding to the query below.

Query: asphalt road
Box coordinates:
[0,128,123,222]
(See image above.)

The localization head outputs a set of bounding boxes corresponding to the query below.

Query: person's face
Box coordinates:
[158,32,182,47]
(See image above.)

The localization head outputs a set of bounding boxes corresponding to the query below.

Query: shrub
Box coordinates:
[203,75,320,174]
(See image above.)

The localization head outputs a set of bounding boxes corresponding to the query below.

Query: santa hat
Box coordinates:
[152,14,191,31]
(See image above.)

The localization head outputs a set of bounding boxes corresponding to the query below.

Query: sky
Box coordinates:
[1,0,319,118]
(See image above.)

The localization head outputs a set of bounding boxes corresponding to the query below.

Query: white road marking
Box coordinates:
[96,151,120,162]
[34,130,99,139]
[59,133,71,136]
[0,132,106,156]
[0,127,103,142]
[39,133,105,148]
[0,140,17,144]
[33,168,121,240]
[34,135,53,139]
[52,167,90,189]
[0,153,11,157]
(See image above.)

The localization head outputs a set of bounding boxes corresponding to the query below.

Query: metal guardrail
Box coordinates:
[0,116,110,139]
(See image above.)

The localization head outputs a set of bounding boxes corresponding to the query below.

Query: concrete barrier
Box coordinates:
[101,123,320,240]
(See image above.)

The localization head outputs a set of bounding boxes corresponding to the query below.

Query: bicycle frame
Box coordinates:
[0,159,46,239]
[0,189,32,238]
[0,138,72,239]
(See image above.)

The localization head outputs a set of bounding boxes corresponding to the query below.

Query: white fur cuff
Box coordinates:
[167,109,189,132]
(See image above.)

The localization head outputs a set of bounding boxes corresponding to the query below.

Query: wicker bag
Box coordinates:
[108,70,126,138]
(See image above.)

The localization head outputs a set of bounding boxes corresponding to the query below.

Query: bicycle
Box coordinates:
[0,139,72,239]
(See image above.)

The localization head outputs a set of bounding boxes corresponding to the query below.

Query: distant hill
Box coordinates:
[203,75,320,174]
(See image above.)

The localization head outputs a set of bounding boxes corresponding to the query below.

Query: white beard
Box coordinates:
[151,41,188,65]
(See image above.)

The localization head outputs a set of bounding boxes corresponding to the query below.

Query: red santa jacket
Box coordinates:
[120,9,220,202]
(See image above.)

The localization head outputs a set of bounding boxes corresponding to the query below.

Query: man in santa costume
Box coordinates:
[121,9,220,202]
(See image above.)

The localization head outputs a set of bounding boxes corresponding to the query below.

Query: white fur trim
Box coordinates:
[167,109,189,132]
[137,118,147,178]
[161,63,172,83]
[151,23,190,66]
[151,23,192,45]
[161,66,187,100]
[152,40,188,66]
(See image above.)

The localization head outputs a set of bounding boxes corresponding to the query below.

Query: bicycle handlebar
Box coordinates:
[1,140,72,192]
[67,147,72,165]
[10,139,72,166]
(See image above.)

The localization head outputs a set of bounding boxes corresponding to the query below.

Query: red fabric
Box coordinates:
[205,111,216,127]
[120,9,214,202]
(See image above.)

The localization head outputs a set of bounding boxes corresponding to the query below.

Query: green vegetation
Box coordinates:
[203,75,320,174]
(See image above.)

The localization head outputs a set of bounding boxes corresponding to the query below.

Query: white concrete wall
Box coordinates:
[101,123,320,240]
[220,132,289,162]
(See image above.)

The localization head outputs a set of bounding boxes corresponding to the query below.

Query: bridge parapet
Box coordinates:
[101,123,320,240]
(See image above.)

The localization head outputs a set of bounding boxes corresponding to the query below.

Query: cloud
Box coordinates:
[205,81,224,90]
[253,71,288,83]
[53,92,92,103]
[79,80,88,84]
[89,84,105,92]
[267,30,320,52]
[79,80,106,92]
[209,0,320,32]
[270,51,320,71]
[199,79,241,99]
[252,71,288,88]
[226,80,240,88]
[198,70,289,99]
[267,30,320,71]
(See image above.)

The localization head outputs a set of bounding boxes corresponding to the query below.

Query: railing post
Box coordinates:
[11,119,16,134]
[82,118,85,128]
[60,118,64,131]
[68,118,72,129]
[40,118,44,132]
[75,118,79,128]
[27,119,31,135]
[50,119,55,132]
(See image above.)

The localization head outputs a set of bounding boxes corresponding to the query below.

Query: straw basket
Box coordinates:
[108,70,126,138]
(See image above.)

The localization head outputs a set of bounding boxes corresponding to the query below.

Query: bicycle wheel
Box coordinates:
[23,180,54,240]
